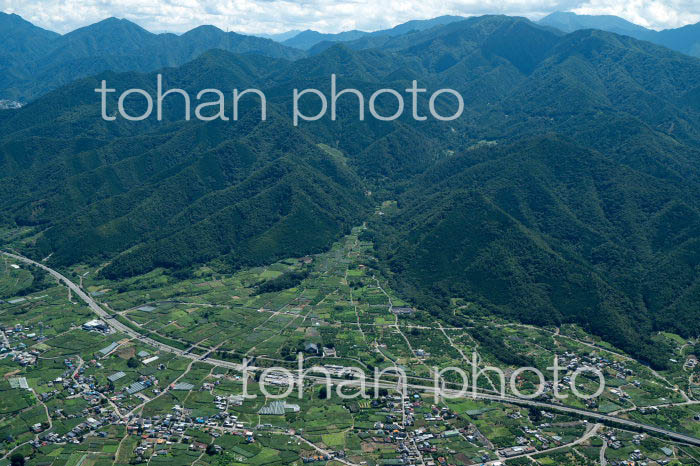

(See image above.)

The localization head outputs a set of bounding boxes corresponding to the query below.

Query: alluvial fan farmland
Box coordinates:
[1,7,700,466]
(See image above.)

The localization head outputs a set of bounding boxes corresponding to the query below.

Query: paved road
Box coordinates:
[600,439,608,466]
[2,251,244,368]
[484,423,602,464]
[4,250,700,447]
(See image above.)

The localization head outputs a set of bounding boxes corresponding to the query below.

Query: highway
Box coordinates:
[4,250,700,447]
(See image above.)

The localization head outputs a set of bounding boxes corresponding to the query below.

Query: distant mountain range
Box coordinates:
[277,16,465,50]
[254,11,700,58]
[2,10,700,102]
[303,11,700,57]
[537,11,651,35]
[0,13,466,101]
[0,12,304,101]
[538,12,700,57]
[254,30,303,42]
[259,11,700,58]
[2,15,700,369]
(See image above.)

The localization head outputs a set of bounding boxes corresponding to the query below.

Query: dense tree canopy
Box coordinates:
[2,15,699,369]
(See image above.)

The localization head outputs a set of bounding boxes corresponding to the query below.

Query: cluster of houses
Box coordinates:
[604,430,638,451]
[3,300,694,466]
[0,99,22,109]
[3,347,38,366]
[525,350,647,407]
[602,431,678,465]
[301,452,344,463]
[1,324,43,365]
[2,334,264,459]
[421,404,456,423]
[127,406,255,461]
[557,351,634,378]
[0,322,270,460]
[367,400,594,466]
[31,404,120,449]
[357,394,499,466]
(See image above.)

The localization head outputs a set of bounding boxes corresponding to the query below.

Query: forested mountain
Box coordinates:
[4,10,698,103]
[0,12,59,101]
[539,11,700,57]
[282,30,368,50]
[281,15,464,50]
[538,11,650,35]
[254,30,303,42]
[0,12,467,102]
[1,15,699,368]
[0,12,59,61]
[0,50,368,278]
[0,15,304,102]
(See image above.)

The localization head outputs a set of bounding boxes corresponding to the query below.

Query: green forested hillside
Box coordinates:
[538,11,700,58]
[0,12,59,63]
[371,137,700,368]
[1,15,699,368]
[0,15,303,102]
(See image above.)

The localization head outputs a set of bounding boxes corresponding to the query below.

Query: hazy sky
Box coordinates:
[2,0,699,35]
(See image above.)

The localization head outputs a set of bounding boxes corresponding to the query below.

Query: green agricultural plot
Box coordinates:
[0,227,698,465]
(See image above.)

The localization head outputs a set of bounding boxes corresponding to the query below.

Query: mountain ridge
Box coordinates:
[0,14,304,101]
[3,10,700,102]
[281,15,465,50]
[538,11,700,57]
[2,15,700,368]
